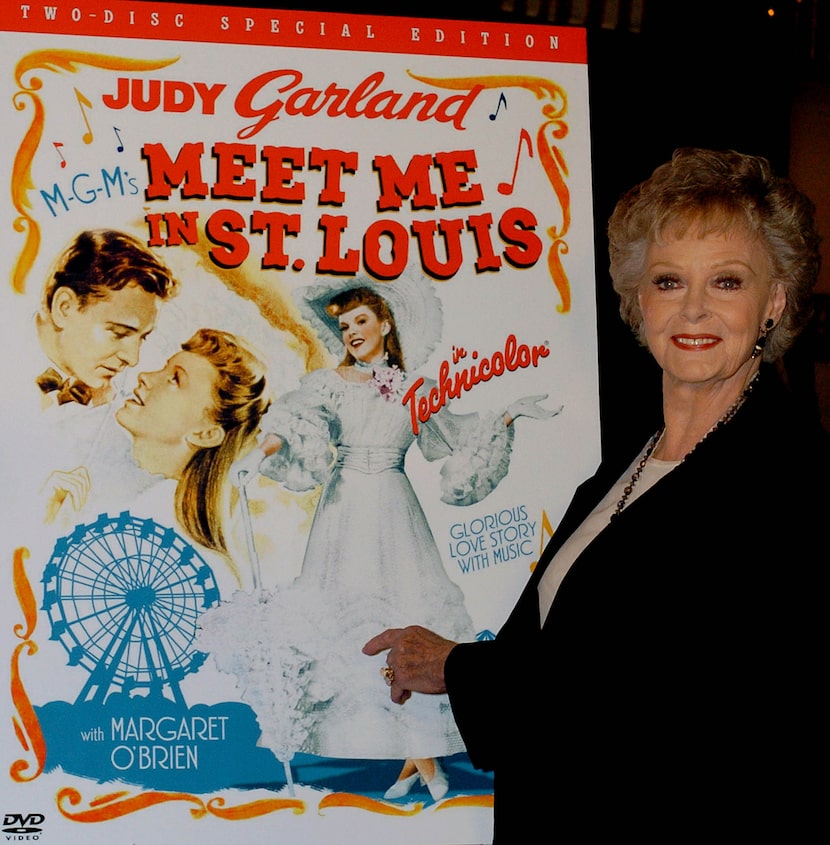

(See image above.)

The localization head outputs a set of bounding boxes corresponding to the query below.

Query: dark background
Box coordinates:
[168,0,830,451]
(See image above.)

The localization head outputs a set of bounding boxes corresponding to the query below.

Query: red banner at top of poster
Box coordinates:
[2,1,587,63]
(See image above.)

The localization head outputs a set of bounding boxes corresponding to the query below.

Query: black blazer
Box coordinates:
[446,369,828,840]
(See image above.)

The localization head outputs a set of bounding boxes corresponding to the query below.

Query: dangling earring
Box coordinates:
[751,318,775,359]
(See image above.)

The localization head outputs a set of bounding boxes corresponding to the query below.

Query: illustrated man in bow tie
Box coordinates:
[35,229,177,408]
[25,229,178,525]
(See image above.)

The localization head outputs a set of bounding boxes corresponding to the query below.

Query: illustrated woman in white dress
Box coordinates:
[225,271,560,801]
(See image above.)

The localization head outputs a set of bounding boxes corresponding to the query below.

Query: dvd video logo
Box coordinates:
[2,812,45,835]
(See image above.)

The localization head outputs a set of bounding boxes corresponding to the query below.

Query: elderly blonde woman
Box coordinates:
[366,148,829,840]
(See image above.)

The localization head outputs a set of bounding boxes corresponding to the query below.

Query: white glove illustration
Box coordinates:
[506,394,564,422]
[231,447,265,488]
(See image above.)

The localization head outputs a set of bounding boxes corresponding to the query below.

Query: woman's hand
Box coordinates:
[505,394,563,426]
[231,434,282,488]
[363,625,456,705]
[231,448,264,488]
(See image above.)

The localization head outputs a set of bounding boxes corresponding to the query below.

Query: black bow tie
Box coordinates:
[36,367,93,405]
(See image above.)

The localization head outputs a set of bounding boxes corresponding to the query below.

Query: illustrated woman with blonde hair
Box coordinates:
[116,327,269,589]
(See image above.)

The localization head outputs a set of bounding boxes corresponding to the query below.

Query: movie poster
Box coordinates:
[0,3,599,842]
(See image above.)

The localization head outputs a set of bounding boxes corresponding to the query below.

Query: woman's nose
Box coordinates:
[139,368,164,388]
[680,284,709,321]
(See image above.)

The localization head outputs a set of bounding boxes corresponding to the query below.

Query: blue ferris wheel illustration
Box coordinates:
[41,511,221,706]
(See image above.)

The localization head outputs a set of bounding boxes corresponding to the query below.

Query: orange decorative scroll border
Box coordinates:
[54,788,494,823]
[320,792,425,815]
[436,793,494,811]
[57,788,305,822]
[320,791,493,814]
[10,547,46,783]
[410,72,572,313]
[10,50,179,295]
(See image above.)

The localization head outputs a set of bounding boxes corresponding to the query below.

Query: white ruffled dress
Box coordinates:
[199,366,515,760]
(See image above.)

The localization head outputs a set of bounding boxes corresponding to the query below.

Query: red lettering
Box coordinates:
[163,80,195,113]
[467,213,502,272]
[363,220,409,279]
[145,213,165,247]
[374,153,437,211]
[309,147,358,205]
[205,209,249,268]
[142,142,208,199]
[434,150,483,206]
[429,380,443,416]
[161,211,200,246]
[131,78,161,112]
[233,70,481,139]
[340,71,385,118]
[235,69,300,139]
[260,146,306,202]
[492,351,505,375]
[250,210,301,269]
[411,219,464,280]
[402,376,427,435]
[212,142,257,199]
[317,214,360,273]
[400,336,549,434]
[500,207,543,268]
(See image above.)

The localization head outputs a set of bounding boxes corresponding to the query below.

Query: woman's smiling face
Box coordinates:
[116,350,222,448]
[338,304,390,364]
[638,223,785,391]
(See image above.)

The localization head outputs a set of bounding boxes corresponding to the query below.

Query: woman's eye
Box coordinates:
[652,274,680,290]
[715,275,742,290]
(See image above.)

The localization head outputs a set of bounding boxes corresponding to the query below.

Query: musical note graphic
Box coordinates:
[531,509,557,572]
[489,92,507,121]
[113,127,124,152]
[53,142,66,168]
[498,128,533,195]
[74,88,94,144]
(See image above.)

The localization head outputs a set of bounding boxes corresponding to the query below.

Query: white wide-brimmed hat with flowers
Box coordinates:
[293,266,444,371]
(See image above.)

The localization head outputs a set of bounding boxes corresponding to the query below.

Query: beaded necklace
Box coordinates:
[611,372,760,519]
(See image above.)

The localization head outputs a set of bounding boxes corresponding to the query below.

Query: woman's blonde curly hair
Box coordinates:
[607,148,821,362]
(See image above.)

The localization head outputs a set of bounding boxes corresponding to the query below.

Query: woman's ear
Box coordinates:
[768,282,787,325]
[381,321,391,336]
[185,423,225,449]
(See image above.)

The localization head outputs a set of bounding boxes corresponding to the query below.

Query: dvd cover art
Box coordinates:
[0,4,600,842]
